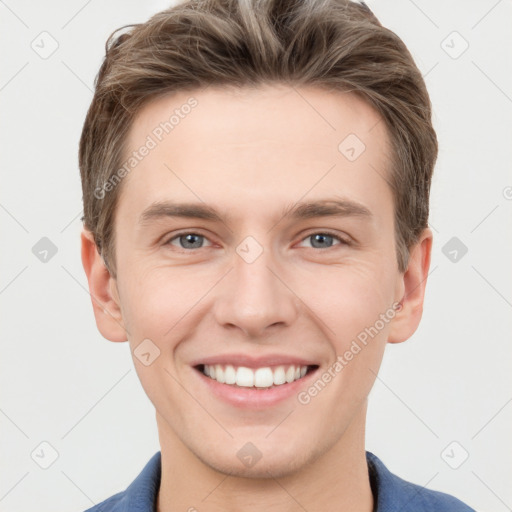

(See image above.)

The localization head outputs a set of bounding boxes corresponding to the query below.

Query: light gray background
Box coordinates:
[1,1,511,511]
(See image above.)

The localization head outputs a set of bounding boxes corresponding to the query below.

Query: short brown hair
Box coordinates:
[79,0,437,277]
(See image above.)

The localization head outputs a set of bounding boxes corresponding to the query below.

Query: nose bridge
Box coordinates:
[213,234,298,336]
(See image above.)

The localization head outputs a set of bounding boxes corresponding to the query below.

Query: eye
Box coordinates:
[164,230,350,252]
[166,232,213,250]
[298,231,351,250]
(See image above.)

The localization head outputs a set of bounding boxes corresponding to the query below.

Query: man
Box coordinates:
[79,0,475,510]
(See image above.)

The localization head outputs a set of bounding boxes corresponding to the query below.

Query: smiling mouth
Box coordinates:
[195,364,319,389]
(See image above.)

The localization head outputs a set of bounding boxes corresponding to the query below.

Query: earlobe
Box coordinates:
[81,228,128,342]
[387,228,433,344]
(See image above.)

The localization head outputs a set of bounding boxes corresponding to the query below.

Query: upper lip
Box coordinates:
[191,353,319,369]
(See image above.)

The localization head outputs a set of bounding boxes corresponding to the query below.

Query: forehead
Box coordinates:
[119,84,393,225]
[129,84,388,153]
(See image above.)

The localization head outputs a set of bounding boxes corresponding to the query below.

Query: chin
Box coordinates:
[191,435,323,480]
[199,451,310,479]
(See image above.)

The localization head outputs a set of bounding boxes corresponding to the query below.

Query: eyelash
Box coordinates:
[164,230,352,251]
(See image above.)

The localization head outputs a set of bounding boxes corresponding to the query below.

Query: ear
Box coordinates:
[387,227,433,344]
[81,228,128,342]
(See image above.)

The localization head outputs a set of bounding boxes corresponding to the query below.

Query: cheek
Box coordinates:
[311,261,395,339]
[303,274,392,416]
[119,265,214,344]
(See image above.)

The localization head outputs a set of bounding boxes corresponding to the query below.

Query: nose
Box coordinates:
[212,239,299,339]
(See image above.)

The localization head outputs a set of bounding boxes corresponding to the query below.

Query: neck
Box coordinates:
[156,405,373,512]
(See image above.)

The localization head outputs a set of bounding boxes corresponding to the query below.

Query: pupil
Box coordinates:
[182,234,202,248]
[312,234,332,248]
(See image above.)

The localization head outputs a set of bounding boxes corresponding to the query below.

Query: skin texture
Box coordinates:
[81,84,432,512]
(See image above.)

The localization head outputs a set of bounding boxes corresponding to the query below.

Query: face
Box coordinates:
[85,84,430,478]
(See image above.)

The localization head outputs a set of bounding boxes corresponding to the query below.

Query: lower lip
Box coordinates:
[194,367,319,409]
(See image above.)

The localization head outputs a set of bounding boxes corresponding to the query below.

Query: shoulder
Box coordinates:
[80,451,161,512]
[366,451,476,512]
[83,491,127,512]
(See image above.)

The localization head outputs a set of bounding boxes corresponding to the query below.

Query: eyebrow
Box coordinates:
[139,198,372,225]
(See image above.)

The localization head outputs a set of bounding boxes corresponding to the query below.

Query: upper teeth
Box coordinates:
[203,364,308,388]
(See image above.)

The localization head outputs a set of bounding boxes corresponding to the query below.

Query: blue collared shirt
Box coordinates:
[83,451,475,511]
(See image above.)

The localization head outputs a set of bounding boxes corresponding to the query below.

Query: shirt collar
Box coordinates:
[122,451,161,511]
